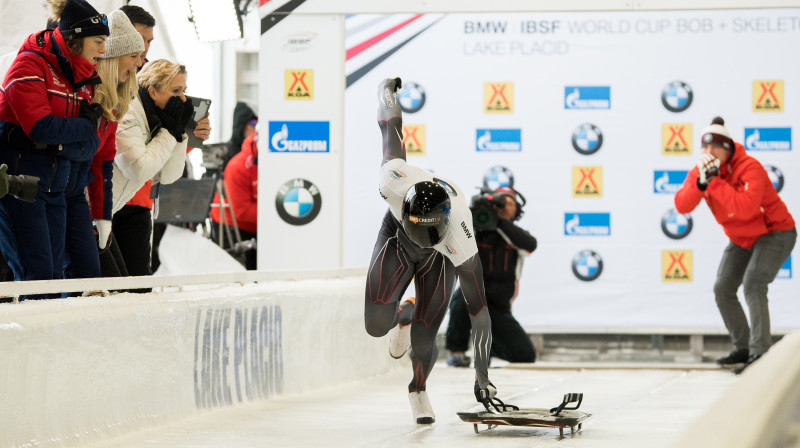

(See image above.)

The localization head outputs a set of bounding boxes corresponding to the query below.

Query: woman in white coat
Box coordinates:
[111,58,194,276]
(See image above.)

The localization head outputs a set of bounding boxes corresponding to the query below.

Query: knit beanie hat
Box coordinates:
[102,10,145,59]
[50,0,110,38]
[700,116,734,151]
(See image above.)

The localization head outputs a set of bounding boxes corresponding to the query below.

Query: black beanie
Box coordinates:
[59,0,110,38]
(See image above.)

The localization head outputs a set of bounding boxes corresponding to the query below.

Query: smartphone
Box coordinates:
[187,96,211,124]
[185,96,212,148]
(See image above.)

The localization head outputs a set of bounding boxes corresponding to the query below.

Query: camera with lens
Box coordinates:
[470,187,507,231]
[0,164,39,203]
[199,143,229,177]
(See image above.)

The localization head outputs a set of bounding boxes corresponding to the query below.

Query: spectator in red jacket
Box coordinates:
[674,117,796,374]
[210,131,258,269]
[81,10,144,278]
[0,0,108,299]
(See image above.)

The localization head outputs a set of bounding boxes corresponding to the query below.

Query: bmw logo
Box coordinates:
[483,165,514,190]
[661,81,693,113]
[397,81,426,113]
[275,178,322,225]
[571,250,603,281]
[661,209,693,240]
[571,123,603,155]
[765,165,785,193]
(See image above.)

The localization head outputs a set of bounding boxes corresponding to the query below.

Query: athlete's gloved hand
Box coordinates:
[377,77,403,121]
[94,219,112,250]
[474,380,498,403]
[696,153,720,191]
[79,99,104,131]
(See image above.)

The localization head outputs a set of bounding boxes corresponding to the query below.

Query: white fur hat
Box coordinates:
[102,10,144,59]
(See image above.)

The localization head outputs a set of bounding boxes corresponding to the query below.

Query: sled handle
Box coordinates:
[550,393,584,416]
[482,396,520,413]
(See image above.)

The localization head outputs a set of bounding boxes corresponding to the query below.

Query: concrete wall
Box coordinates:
[0,274,393,448]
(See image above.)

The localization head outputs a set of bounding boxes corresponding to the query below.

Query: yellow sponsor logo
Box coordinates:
[484,82,513,113]
[661,124,692,155]
[572,166,602,197]
[753,80,783,112]
[403,124,426,156]
[285,69,313,100]
[662,250,692,282]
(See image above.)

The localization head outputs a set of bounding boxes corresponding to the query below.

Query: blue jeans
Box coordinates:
[714,228,796,355]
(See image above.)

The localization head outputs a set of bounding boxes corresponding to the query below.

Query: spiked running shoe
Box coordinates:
[408,391,435,424]
[389,297,415,358]
[389,323,411,359]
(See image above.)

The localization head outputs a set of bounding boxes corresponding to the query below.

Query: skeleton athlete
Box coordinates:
[364,77,496,424]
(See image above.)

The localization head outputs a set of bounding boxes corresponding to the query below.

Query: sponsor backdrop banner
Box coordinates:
[260,15,345,269]
[340,10,799,329]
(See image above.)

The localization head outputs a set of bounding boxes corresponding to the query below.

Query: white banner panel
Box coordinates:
[342,9,799,329]
[259,14,345,269]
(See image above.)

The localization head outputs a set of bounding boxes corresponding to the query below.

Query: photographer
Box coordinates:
[445,187,538,366]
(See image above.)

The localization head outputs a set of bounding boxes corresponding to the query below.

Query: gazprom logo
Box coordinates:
[564,213,611,236]
[777,256,792,279]
[744,128,791,151]
[269,121,330,153]
[653,170,688,194]
[564,86,610,110]
[476,129,522,152]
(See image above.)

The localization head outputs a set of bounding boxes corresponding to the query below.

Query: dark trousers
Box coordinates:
[112,204,152,292]
[63,188,100,280]
[445,287,536,363]
[0,191,66,300]
[61,188,100,297]
[98,235,129,278]
[714,228,796,355]
[112,204,153,276]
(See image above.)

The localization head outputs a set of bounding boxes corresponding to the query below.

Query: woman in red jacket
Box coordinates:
[80,10,144,278]
[674,117,796,374]
[0,0,108,299]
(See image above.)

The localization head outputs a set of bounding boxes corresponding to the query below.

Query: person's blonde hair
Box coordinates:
[92,56,137,121]
[137,59,187,91]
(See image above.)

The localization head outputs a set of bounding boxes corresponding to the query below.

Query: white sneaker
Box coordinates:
[388,323,411,359]
[408,391,435,424]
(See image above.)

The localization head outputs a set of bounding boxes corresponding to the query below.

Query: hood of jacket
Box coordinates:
[19,28,100,89]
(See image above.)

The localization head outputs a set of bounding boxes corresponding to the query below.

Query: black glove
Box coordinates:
[474,380,497,403]
[157,96,192,142]
[179,98,195,130]
[79,99,104,131]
